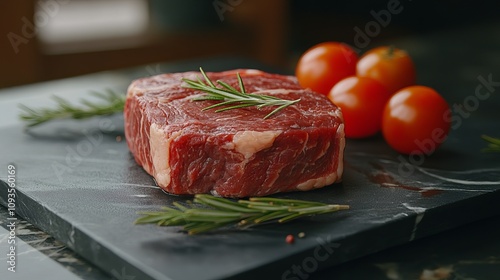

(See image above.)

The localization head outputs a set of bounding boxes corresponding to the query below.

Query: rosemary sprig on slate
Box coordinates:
[19,90,125,127]
[135,194,349,235]
[182,68,301,119]
[482,135,500,152]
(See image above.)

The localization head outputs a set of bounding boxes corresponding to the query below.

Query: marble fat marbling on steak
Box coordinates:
[124,69,345,197]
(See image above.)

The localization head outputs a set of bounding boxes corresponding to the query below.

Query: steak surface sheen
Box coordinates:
[124,69,344,197]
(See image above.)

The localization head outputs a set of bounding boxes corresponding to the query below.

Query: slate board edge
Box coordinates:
[2,179,500,280]
[224,189,500,280]
[0,180,169,280]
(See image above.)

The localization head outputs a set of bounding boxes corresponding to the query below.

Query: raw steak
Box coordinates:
[124,69,344,197]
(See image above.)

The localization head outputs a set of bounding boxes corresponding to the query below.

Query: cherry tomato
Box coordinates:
[356,46,416,94]
[382,86,450,155]
[296,42,358,95]
[328,76,391,138]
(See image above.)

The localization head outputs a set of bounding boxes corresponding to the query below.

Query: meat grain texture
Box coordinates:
[124,69,344,197]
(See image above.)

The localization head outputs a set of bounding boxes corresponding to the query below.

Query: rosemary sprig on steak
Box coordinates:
[183,68,301,119]
[19,90,125,127]
[135,194,349,235]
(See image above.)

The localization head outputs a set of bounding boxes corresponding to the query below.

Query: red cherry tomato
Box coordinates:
[328,76,392,138]
[296,42,358,95]
[382,86,450,155]
[356,46,416,94]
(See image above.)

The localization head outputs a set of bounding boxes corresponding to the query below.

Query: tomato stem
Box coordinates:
[386,45,395,58]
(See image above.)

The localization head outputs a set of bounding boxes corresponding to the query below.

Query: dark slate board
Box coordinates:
[1,111,499,280]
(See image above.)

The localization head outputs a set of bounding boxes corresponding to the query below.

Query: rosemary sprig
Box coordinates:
[19,90,125,127]
[135,194,349,235]
[182,68,301,119]
[482,135,500,152]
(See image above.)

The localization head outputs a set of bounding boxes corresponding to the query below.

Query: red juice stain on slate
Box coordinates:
[366,161,443,197]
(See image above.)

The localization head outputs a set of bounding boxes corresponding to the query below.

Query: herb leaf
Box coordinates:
[19,90,125,127]
[183,68,301,119]
[482,135,500,152]
[135,194,349,235]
